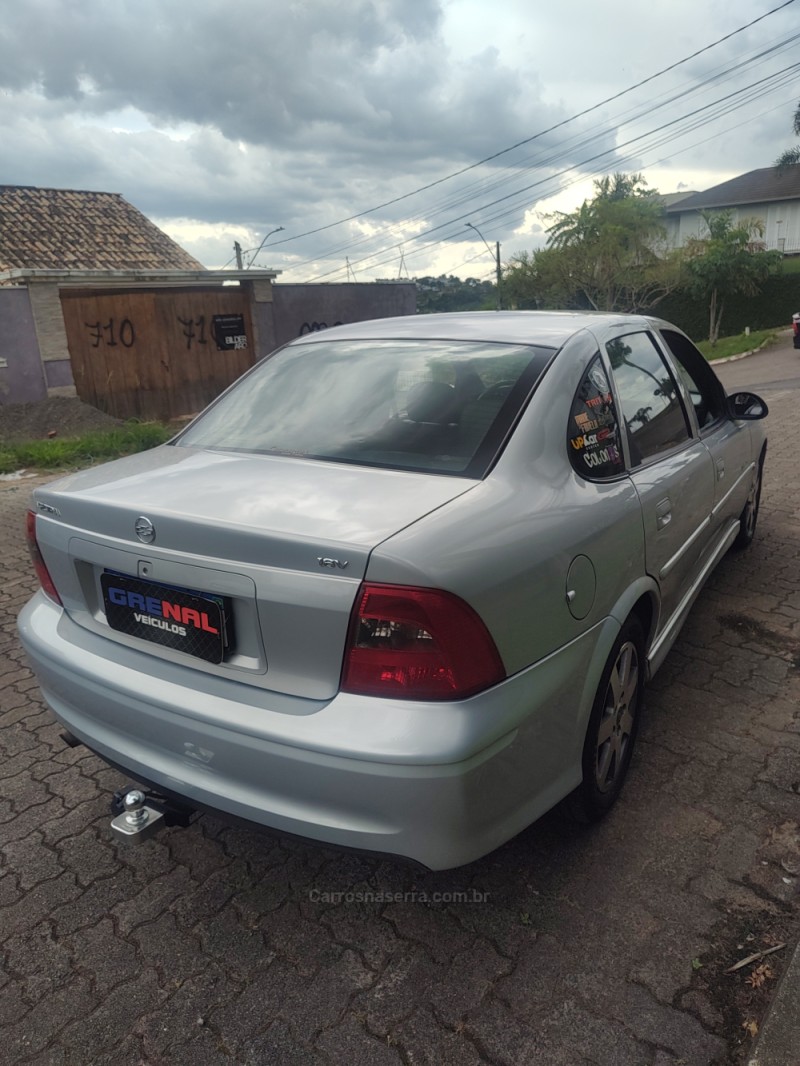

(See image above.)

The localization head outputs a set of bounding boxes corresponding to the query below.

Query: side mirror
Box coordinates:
[728,391,768,420]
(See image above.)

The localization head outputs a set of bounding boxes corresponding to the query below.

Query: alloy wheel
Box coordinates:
[594,640,639,794]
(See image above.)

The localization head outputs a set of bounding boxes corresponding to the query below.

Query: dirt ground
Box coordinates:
[0,397,122,445]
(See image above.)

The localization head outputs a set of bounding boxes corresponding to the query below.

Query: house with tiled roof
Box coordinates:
[0,184,281,413]
[0,185,413,416]
[0,185,204,274]
[665,166,800,254]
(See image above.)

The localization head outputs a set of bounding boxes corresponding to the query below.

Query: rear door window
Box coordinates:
[606,332,691,467]
[658,328,726,431]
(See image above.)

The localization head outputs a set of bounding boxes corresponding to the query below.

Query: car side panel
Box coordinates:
[628,441,716,628]
[367,329,647,678]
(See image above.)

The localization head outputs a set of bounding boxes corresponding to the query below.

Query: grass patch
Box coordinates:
[0,422,174,475]
[696,328,780,362]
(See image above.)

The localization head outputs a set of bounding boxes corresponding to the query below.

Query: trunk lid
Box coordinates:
[32,446,475,699]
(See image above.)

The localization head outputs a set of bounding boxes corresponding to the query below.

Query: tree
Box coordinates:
[684,211,782,346]
[502,248,586,310]
[505,173,682,313]
[775,100,800,169]
[412,275,496,313]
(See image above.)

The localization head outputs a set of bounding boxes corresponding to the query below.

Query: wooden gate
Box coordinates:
[60,286,255,420]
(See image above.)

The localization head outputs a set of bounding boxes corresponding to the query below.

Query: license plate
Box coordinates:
[101,572,226,664]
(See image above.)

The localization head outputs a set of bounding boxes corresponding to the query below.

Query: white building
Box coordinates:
[664,166,800,254]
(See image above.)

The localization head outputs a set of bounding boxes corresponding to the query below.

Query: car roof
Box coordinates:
[289,310,661,349]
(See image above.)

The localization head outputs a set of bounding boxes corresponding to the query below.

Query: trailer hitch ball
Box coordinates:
[123,790,149,829]
[111,788,166,844]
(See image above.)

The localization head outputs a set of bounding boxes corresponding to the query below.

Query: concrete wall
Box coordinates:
[269,282,416,354]
[0,288,47,405]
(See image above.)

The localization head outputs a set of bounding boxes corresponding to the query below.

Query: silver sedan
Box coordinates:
[18,312,768,868]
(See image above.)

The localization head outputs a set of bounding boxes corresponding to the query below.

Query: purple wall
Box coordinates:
[270,283,416,353]
[0,288,46,405]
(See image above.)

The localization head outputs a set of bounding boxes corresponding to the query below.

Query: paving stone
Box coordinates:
[110,865,195,935]
[590,981,727,1064]
[38,799,108,847]
[209,958,295,1055]
[352,947,442,1035]
[2,976,96,1060]
[144,1025,231,1065]
[49,868,139,937]
[56,828,120,890]
[0,872,82,944]
[136,966,234,1059]
[2,831,64,889]
[4,922,75,1004]
[260,903,341,976]
[130,912,210,987]
[0,980,32,1027]
[17,1047,67,1066]
[314,1017,404,1066]
[70,917,139,992]
[242,1020,328,1066]
[166,824,232,882]
[321,904,407,971]
[387,1008,486,1066]
[57,970,165,1064]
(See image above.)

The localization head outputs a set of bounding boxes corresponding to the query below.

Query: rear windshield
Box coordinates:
[175,337,554,476]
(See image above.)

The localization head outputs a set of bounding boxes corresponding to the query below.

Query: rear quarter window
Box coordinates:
[568,355,626,480]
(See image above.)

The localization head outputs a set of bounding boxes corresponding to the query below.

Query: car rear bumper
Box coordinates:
[18,593,613,868]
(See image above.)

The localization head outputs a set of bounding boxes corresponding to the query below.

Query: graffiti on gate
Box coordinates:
[85,318,136,348]
[84,314,249,353]
[299,320,343,336]
[177,315,208,350]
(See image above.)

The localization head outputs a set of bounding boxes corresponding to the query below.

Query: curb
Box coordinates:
[747,937,800,1066]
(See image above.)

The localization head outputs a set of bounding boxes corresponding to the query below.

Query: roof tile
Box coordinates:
[0,185,204,271]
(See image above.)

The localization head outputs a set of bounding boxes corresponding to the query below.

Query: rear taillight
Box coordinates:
[341,582,505,701]
[26,510,62,605]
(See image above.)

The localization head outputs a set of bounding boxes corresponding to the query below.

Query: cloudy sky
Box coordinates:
[1,0,798,282]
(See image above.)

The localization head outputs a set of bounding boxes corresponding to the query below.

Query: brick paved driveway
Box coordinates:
[2,336,799,1066]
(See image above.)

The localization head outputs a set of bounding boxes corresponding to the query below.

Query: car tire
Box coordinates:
[568,616,645,824]
[731,454,764,551]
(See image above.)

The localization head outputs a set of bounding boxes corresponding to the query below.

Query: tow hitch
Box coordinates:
[110,787,195,844]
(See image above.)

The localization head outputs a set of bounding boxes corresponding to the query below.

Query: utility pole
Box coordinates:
[234,241,243,269]
[495,240,502,311]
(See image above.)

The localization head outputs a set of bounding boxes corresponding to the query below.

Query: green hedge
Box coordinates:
[654,270,800,343]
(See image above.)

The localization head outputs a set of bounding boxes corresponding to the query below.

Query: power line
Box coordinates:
[311,65,800,282]
[313,65,800,283]
[267,0,796,253]
[286,27,800,276]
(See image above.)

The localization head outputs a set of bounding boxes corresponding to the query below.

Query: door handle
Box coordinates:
[656,497,672,530]
[716,457,725,481]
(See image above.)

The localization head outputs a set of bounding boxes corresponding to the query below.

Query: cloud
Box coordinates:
[0,0,797,278]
